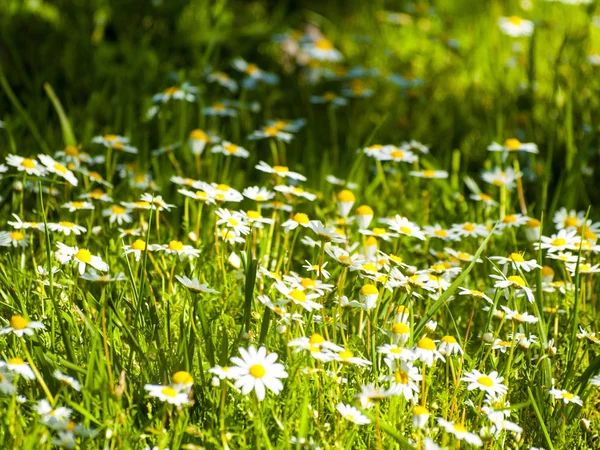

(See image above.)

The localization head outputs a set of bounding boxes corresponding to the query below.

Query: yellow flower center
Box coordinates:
[247,210,261,220]
[366,236,378,247]
[362,263,377,272]
[442,336,457,344]
[399,226,413,235]
[564,217,578,228]
[395,370,409,384]
[509,253,525,262]
[360,284,378,296]
[132,239,146,251]
[249,364,266,378]
[338,350,354,361]
[418,337,436,351]
[434,229,448,237]
[168,241,184,251]
[290,289,307,303]
[90,189,104,199]
[561,392,574,400]
[477,375,494,387]
[551,238,566,247]
[246,63,259,75]
[224,143,238,154]
[453,423,468,433]
[75,249,92,263]
[112,206,126,214]
[21,158,36,169]
[301,278,316,289]
[10,231,24,241]
[422,170,436,178]
[356,205,373,216]
[503,215,517,223]
[392,322,410,334]
[10,315,29,330]
[414,405,429,415]
[161,386,178,398]
[337,190,355,202]
[463,223,475,231]
[8,357,25,365]
[504,138,521,150]
[293,213,309,224]
[264,126,278,136]
[172,371,194,385]
[315,39,333,50]
[507,275,526,287]
[53,163,68,174]
[273,165,289,173]
[65,146,79,156]
[526,218,541,228]
[322,91,336,102]
[391,150,404,159]
[71,201,84,209]
[190,129,207,140]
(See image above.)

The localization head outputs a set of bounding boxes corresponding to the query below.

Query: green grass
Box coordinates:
[0,0,600,449]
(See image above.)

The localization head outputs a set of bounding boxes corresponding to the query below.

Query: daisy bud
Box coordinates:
[276,324,287,334]
[211,376,220,387]
[412,405,430,429]
[189,129,208,156]
[482,332,495,343]
[355,205,374,229]
[525,218,541,242]
[336,190,355,218]
[364,236,378,260]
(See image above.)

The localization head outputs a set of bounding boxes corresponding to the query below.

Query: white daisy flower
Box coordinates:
[46,221,87,236]
[437,418,483,446]
[498,16,534,37]
[55,243,109,274]
[144,384,190,405]
[461,369,507,398]
[229,346,288,401]
[6,154,46,176]
[175,275,219,294]
[548,388,583,406]
[0,357,35,380]
[336,404,370,425]
[255,161,307,181]
[211,141,250,158]
[0,315,45,337]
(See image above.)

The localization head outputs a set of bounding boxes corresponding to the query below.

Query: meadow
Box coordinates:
[1,0,600,448]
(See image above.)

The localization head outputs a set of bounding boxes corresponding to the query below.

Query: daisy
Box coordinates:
[81,189,113,203]
[423,224,457,241]
[231,58,279,88]
[470,192,498,206]
[355,384,390,408]
[535,229,578,252]
[438,335,464,356]
[334,349,372,366]
[248,126,294,143]
[336,404,370,425]
[482,167,521,190]
[548,388,583,406]
[385,361,422,402]
[46,222,87,236]
[92,134,138,153]
[102,205,133,225]
[377,344,414,361]
[0,230,30,248]
[437,418,483,446]
[381,147,418,164]
[216,209,251,235]
[487,138,538,155]
[310,91,348,107]
[7,214,45,231]
[0,315,45,337]
[139,193,175,211]
[175,275,219,294]
[308,220,346,243]
[275,283,323,312]
[498,16,534,37]
[412,406,430,429]
[553,208,585,230]
[458,287,493,304]
[53,370,82,391]
[0,369,16,395]
[229,346,288,401]
[206,71,238,92]
[0,357,35,380]
[304,38,343,61]
[462,370,507,398]
[354,205,374,229]
[203,102,237,117]
[274,185,317,201]
[80,269,126,283]
[382,215,426,240]
[566,262,600,276]
[243,186,275,202]
[489,252,540,272]
[413,337,445,367]
[122,239,149,261]
[498,213,530,230]
[208,365,236,380]
[211,141,250,158]
[156,241,201,260]
[255,161,307,181]
[409,169,448,179]
[358,284,379,310]
[6,154,46,176]
[55,243,109,275]
[491,269,535,303]
[144,384,189,406]
[451,222,488,238]
[61,201,94,212]
[38,154,78,186]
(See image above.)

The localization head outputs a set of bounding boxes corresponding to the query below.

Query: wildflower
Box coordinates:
[356,384,390,408]
[203,102,237,117]
[47,221,87,236]
[92,134,138,153]
[229,346,288,401]
[498,16,534,37]
[6,154,46,176]
[492,269,535,303]
[206,71,238,92]
[0,358,35,380]
[358,284,379,310]
[470,192,498,206]
[487,138,538,154]
[0,230,30,248]
[0,369,16,395]
[423,224,457,241]
[451,222,488,238]
[334,349,372,366]
[144,384,190,405]
[55,243,109,274]
[337,190,356,218]
[53,370,82,391]
[80,269,125,283]
[0,315,45,337]
[275,283,323,312]
[412,405,430,428]
[386,361,422,402]
[497,214,530,230]
[409,169,448,179]
[211,141,250,158]
[482,167,520,190]
[437,418,483,446]
[39,154,78,186]
[548,388,583,406]
[438,336,463,356]
[462,370,508,398]
[216,209,251,235]
[489,252,540,272]
[310,91,348,107]
[336,404,370,425]
[382,215,426,240]
[175,275,219,294]
[535,229,578,252]
[304,38,343,62]
[566,262,600,276]
[209,365,236,380]
[61,201,94,212]
[155,240,201,260]
[308,220,346,243]
[414,337,445,367]
[553,208,585,230]
[243,186,275,202]
[231,58,279,88]
[102,205,133,225]
[248,126,293,143]
[255,161,307,181]
[188,129,220,156]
